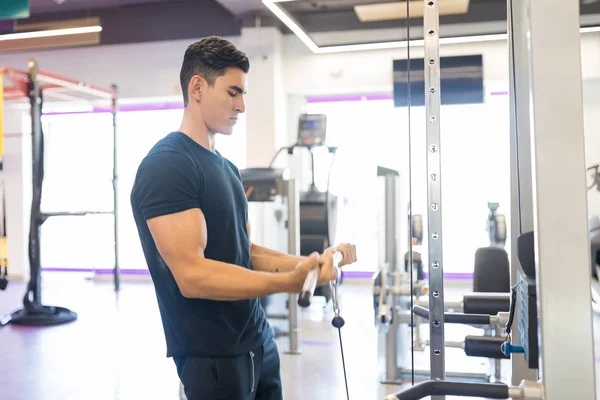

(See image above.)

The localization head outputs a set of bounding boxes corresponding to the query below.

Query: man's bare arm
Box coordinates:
[147,208,318,301]
[250,243,306,273]
[250,238,359,287]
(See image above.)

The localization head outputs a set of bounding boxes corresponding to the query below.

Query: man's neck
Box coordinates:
[178,110,216,152]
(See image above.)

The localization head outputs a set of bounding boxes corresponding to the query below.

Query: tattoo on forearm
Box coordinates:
[272,268,279,273]
[262,249,285,257]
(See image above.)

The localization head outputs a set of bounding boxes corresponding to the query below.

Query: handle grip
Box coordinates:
[385,381,509,400]
[298,250,343,308]
[464,336,510,359]
[298,267,320,307]
[413,305,492,325]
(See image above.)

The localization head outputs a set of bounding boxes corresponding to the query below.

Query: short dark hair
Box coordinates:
[180,36,250,106]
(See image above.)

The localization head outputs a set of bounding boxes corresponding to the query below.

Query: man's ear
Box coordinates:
[188,75,205,102]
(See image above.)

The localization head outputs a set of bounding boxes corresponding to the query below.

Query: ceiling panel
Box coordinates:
[9,0,600,50]
[233,0,600,48]
[214,0,264,16]
[3,0,241,48]
[28,0,172,15]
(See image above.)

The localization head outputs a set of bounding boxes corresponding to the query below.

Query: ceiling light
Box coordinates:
[0,26,102,42]
[262,0,319,52]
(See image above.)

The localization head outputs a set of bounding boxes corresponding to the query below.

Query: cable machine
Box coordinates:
[384,0,596,399]
[0,59,120,326]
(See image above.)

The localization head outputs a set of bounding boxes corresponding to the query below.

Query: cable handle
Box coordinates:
[298,250,343,308]
[330,251,343,317]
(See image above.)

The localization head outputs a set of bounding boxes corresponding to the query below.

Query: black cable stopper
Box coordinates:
[332,316,345,328]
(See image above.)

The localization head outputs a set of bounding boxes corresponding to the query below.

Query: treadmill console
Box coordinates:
[297,114,327,148]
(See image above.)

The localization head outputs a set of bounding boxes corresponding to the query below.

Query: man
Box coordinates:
[130,36,357,400]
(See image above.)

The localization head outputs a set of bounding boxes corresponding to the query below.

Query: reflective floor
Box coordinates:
[0,274,597,400]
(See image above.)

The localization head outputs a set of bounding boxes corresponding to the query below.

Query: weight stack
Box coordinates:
[299,190,338,301]
[517,270,539,369]
[299,190,337,256]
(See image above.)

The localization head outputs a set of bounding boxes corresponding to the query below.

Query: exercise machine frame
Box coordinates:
[387,0,596,399]
[0,59,120,326]
[373,167,503,384]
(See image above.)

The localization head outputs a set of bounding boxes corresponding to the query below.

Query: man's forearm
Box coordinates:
[178,257,292,301]
[250,243,306,273]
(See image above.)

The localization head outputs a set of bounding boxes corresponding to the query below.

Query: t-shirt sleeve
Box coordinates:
[132,151,203,220]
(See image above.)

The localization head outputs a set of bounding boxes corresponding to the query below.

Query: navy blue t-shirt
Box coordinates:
[130,131,272,358]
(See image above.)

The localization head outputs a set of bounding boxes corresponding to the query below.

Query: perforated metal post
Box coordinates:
[424,0,445,392]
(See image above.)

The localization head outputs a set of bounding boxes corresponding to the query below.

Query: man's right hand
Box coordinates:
[286,252,321,293]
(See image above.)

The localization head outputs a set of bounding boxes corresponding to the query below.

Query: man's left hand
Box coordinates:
[317,243,357,286]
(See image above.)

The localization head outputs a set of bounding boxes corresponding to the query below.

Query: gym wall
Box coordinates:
[2,26,600,279]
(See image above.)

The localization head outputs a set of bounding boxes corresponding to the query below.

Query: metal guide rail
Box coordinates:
[423,0,445,389]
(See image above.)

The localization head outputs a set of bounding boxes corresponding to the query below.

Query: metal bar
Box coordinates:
[413,306,491,325]
[1,67,29,99]
[422,340,463,349]
[398,369,489,383]
[286,179,301,354]
[494,348,502,380]
[29,59,43,308]
[112,84,120,292]
[385,381,509,400]
[37,70,115,99]
[385,174,397,272]
[423,0,445,390]
[42,211,113,218]
[1,66,116,101]
[523,1,596,398]
[3,89,27,99]
[507,0,538,385]
[384,291,400,381]
[38,91,85,103]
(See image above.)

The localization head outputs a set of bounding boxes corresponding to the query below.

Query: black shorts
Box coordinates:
[175,337,282,400]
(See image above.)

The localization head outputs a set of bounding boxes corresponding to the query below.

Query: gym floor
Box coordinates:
[0,275,598,400]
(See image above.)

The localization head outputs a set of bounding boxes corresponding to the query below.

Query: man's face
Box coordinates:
[199,68,247,135]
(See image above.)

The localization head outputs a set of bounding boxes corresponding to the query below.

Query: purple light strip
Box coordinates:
[306,93,393,103]
[423,272,473,280]
[42,267,474,280]
[42,267,150,275]
[341,271,375,279]
[341,271,473,280]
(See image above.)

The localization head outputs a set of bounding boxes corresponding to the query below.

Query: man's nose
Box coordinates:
[235,97,245,113]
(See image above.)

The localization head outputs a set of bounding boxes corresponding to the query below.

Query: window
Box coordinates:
[40,107,247,272]
[40,112,115,271]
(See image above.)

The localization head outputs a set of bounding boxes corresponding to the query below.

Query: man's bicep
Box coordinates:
[147,208,208,282]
